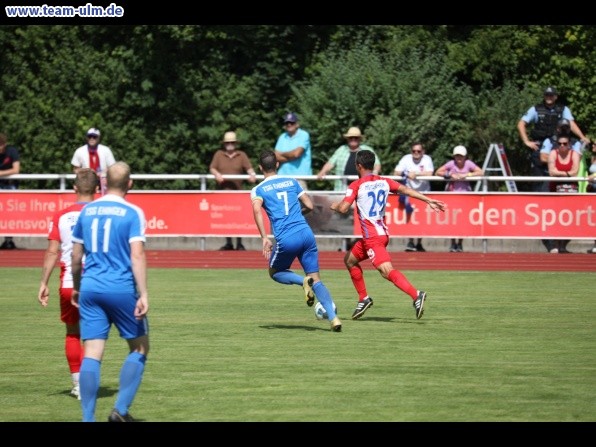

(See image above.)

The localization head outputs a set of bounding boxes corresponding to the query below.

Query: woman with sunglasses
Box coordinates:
[586,143,596,254]
[546,136,580,253]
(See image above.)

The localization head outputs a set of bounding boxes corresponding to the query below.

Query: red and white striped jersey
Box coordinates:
[47,202,87,288]
[342,174,403,239]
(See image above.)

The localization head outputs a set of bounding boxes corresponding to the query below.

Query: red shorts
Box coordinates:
[59,287,80,325]
[350,235,391,268]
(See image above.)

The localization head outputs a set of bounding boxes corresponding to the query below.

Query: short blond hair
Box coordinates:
[107,161,131,191]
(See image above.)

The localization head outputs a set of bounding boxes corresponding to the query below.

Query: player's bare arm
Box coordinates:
[71,242,84,308]
[300,193,314,215]
[38,240,60,307]
[252,197,273,259]
[131,241,148,319]
[400,185,446,213]
[330,200,351,214]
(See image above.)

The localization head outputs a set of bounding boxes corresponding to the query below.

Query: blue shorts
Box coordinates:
[269,227,320,275]
[79,291,149,341]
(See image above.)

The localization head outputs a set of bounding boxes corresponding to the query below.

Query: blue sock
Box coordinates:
[79,357,101,422]
[114,352,146,416]
[271,270,303,286]
[313,282,336,319]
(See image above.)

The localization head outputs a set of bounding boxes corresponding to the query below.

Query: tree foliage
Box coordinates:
[0,25,593,191]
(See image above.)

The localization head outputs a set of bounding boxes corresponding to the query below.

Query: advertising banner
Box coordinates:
[1,191,594,239]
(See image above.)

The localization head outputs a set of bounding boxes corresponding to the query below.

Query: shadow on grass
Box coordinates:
[357,316,428,324]
[55,386,118,399]
[259,324,327,331]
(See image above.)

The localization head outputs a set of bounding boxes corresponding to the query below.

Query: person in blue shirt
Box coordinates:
[517,86,588,193]
[251,150,341,332]
[71,161,149,422]
[540,119,585,160]
[274,112,312,189]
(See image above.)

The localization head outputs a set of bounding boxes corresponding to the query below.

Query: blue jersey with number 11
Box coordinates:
[72,194,146,294]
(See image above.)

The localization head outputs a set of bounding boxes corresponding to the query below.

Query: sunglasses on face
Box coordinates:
[284,122,296,126]
[87,135,98,139]
[557,141,569,146]
[411,150,422,154]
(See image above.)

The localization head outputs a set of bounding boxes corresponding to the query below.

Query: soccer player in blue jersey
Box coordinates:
[251,150,342,332]
[71,161,149,422]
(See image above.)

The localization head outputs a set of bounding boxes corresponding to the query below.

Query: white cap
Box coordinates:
[453,145,467,157]
[86,128,101,137]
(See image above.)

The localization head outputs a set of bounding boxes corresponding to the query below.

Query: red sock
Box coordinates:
[348,265,368,300]
[388,270,417,299]
[65,333,83,374]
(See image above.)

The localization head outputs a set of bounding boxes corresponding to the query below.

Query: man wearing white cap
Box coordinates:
[435,145,483,252]
[71,128,116,195]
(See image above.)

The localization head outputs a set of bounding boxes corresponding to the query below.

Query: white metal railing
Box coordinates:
[5,174,594,191]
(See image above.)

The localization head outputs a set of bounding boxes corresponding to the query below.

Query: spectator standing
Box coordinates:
[209,131,257,251]
[0,132,21,249]
[435,145,483,253]
[274,112,312,189]
[586,143,596,254]
[586,142,596,193]
[317,126,381,251]
[251,150,342,332]
[517,86,589,192]
[71,161,149,422]
[330,150,445,321]
[317,127,381,190]
[37,168,98,400]
[393,142,435,252]
[71,128,116,195]
[546,135,580,253]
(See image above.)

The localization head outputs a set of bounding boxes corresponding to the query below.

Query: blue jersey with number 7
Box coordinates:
[250,175,310,241]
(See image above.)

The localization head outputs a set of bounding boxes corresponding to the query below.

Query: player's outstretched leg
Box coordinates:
[413,291,426,319]
[351,296,373,320]
[303,277,315,307]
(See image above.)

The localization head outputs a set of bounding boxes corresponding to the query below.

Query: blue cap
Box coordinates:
[283,112,298,123]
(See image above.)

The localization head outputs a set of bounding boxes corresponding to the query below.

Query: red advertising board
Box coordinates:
[1,191,594,239]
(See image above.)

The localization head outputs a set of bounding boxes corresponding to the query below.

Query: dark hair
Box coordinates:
[556,128,571,138]
[259,150,277,173]
[356,149,375,170]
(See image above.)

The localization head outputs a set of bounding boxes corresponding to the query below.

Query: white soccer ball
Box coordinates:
[314,301,337,320]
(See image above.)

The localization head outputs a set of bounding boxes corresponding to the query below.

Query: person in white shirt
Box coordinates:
[393,142,435,252]
[71,128,116,195]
